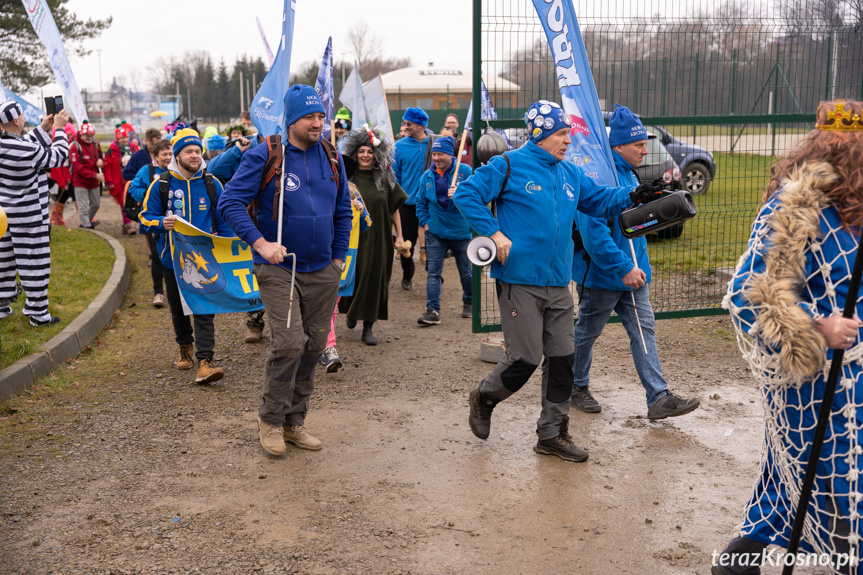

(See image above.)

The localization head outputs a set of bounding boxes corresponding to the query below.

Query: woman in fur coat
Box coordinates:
[713,99,863,575]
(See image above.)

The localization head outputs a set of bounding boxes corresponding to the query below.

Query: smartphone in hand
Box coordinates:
[44,97,56,116]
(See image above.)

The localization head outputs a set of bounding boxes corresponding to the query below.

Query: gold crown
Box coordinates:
[817,100,863,131]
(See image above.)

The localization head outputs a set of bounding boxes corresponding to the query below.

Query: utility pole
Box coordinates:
[97,49,103,120]
[187,87,192,121]
[239,69,244,114]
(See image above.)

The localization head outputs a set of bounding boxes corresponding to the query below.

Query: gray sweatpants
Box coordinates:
[255,261,341,427]
[75,187,100,228]
[479,282,575,440]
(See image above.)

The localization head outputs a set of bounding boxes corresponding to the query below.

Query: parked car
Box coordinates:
[646,125,716,195]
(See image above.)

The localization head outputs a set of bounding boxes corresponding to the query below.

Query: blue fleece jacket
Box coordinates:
[122,147,152,182]
[571,150,651,290]
[128,163,166,204]
[217,139,352,273]
[416,161,473,240]
[138,159,234,268]
[453,141,636,287]
[392,134,432,205]
[206,135,263,183]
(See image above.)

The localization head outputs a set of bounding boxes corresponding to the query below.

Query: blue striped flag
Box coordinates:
[314,37,335,141]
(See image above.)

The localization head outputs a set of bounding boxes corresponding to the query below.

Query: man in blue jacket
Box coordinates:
[570,105,700,420]
[392,107,434,290]
[415,136,473,325]
[139,128,234,385]
[218,85,352,458]
[453,100,662,462]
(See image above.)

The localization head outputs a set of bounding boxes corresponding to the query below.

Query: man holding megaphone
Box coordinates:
[453,100,662,462]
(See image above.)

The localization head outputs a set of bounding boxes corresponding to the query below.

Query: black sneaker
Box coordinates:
[29,315,61,327]
[647,392,700,420]
[468,387,496,440]
[402,279,412,290]
[571,386,602,413]
[417,308,441,326]
[534,417,589,462]
[462,302,472,318]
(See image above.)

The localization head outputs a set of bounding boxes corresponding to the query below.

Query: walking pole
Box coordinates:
[450,129,469,188]
[274,142,297,329]
[628,239,649,355]
[330,120,336,147]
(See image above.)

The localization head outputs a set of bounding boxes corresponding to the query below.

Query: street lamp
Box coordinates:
[96,49,103,121]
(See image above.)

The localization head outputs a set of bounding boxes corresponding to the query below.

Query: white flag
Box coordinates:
[362,75,394,144]
[338,62,367,128]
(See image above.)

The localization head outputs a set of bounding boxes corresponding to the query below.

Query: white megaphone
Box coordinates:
[467,235,497,267]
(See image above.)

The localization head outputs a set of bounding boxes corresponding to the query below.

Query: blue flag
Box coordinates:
[314,37,335,141]
[0,86,43,126]
[466,78,511,148]
[250,0,297,139]
[531,0,617,186]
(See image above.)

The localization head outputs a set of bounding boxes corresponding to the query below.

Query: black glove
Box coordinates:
[629,181,664,205]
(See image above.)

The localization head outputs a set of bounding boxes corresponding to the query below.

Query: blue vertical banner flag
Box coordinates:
[250,0,297,139]
[314,37,335,141]
[466,78,511,147]
[530,0,617,186]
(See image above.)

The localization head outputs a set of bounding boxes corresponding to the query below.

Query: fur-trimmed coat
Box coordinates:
[723,161,862,557]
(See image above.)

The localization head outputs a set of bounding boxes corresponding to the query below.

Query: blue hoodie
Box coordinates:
[571,150,651,290]
[207,136,263,183]
[128,163,166,204]
[415,160,473,240]
[138,158,234,268]
[453,141,636,287]
[218,139,352,273]
[392,134,432,205]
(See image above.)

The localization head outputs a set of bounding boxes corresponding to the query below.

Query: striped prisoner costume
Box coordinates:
[0,120,69,322]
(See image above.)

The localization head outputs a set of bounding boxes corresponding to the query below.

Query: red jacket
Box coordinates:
[69,136,104,190]
[103,139,139,198]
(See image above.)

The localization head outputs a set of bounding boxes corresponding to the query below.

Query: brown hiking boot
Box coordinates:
[257,418,286,456]
[468,387,496,440]
[176,344,194,370]
[283,425,322,451]
[195,359,224,384]
[534,417,589,462]
[244,327,263,343]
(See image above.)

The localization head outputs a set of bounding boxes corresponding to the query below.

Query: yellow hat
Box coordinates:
[171,128,202,156]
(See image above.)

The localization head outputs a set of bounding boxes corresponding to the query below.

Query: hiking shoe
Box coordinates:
[570,386,602,413]
[257,417,286,456]
[647,392,700,420]
[534,417,589,462]
[419,247,427,264]
[320,346,342,373]
[195,359,224,384]
[176,344,194,370]
[283,425,322,451]
[402,279,412,290]
[244,327,263,344]
[29,315,60,327]
[468,387,496,440]
[417,308,441,326]
[462,302,472,318]
[152,293,165,308]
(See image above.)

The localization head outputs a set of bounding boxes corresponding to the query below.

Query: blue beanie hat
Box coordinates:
[403,107,429,127]
[524,100,571,142]
[431,136,455,156]
[207,134,226,152]
[608,104,647,147]
[284,84,325,129]
[171,128,202,156]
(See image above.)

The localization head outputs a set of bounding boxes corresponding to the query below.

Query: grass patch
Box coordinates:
[0,227,114,369]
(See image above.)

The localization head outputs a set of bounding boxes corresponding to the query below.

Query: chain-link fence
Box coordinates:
[471,0,863,332]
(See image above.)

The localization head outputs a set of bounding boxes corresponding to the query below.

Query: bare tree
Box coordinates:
[347,20,383,70]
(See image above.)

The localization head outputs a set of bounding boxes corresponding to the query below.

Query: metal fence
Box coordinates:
[470,0,863,332]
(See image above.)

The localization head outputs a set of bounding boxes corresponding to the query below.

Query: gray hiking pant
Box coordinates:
[75,187,100,228]
[479,282,575,440]
[255,261,341,427]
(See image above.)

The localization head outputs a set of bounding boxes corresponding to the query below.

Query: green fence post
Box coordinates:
[634,60,640,110]
[730,48,737,115]
[609,61,615,106]
[693,53,699,139]
[825,34,833,101]
[772,43,780,157]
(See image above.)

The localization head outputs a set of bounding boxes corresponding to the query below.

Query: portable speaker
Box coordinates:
[618,191,697,239]
[467,236,497,266]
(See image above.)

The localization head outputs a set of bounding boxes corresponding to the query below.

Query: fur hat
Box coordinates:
[403,107,429,127]
[342,128,394,192]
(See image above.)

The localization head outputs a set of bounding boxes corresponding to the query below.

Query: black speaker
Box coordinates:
[618,191,697,239]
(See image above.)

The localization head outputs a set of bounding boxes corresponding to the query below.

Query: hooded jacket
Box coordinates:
[139,158,233,268]
[571,150,651,290]
[218,139,352,273]
[415,160,473,240]
[69,135,104,190]
[128,163,166,204]
[453,141,635,287]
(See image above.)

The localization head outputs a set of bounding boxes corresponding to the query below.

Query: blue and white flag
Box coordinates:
[2,89,45,126]
[339,62,367,127]
[314,37,335,141]
[22,0,88,123]
[531,0,617,186]
[466,78,511,147]
[250,0,297,139]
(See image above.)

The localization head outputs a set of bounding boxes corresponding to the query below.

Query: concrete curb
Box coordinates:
[0,228,130,399]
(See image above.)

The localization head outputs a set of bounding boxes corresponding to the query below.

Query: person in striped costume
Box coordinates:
[0,101,70,326]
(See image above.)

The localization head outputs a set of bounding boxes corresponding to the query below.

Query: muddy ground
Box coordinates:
[0,204,832,574]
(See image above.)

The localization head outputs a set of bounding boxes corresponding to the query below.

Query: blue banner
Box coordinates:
[0,86,43,126]
[314,37,335,141]
[250,0,296,139]
[531,0,617,186]
[169,218,263,316]
[466,78,511,148]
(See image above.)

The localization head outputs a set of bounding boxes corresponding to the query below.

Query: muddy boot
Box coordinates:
[195,359,224,384]
[362,321,378,346]
[257,418,286,456]
[647,392,700,420]
[534,417,589,462]
[245,327,263,344]
[176,344,194,370]
[468,387,497,440]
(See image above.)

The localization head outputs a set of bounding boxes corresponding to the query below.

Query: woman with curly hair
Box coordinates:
[713,99,863,574]
[338,129,408,345]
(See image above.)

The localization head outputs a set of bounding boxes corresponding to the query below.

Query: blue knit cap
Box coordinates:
[608,104,647,147]
[207,134,226,152]
[284,84,325,129]
[403,107,429,127]
[431,136,455,156]
[524,100,570,142]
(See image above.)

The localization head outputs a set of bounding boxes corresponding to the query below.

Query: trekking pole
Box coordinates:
[782,236,863,575]
[286,252,297,328]
[628,239,649,355]
[450,129,469,188]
